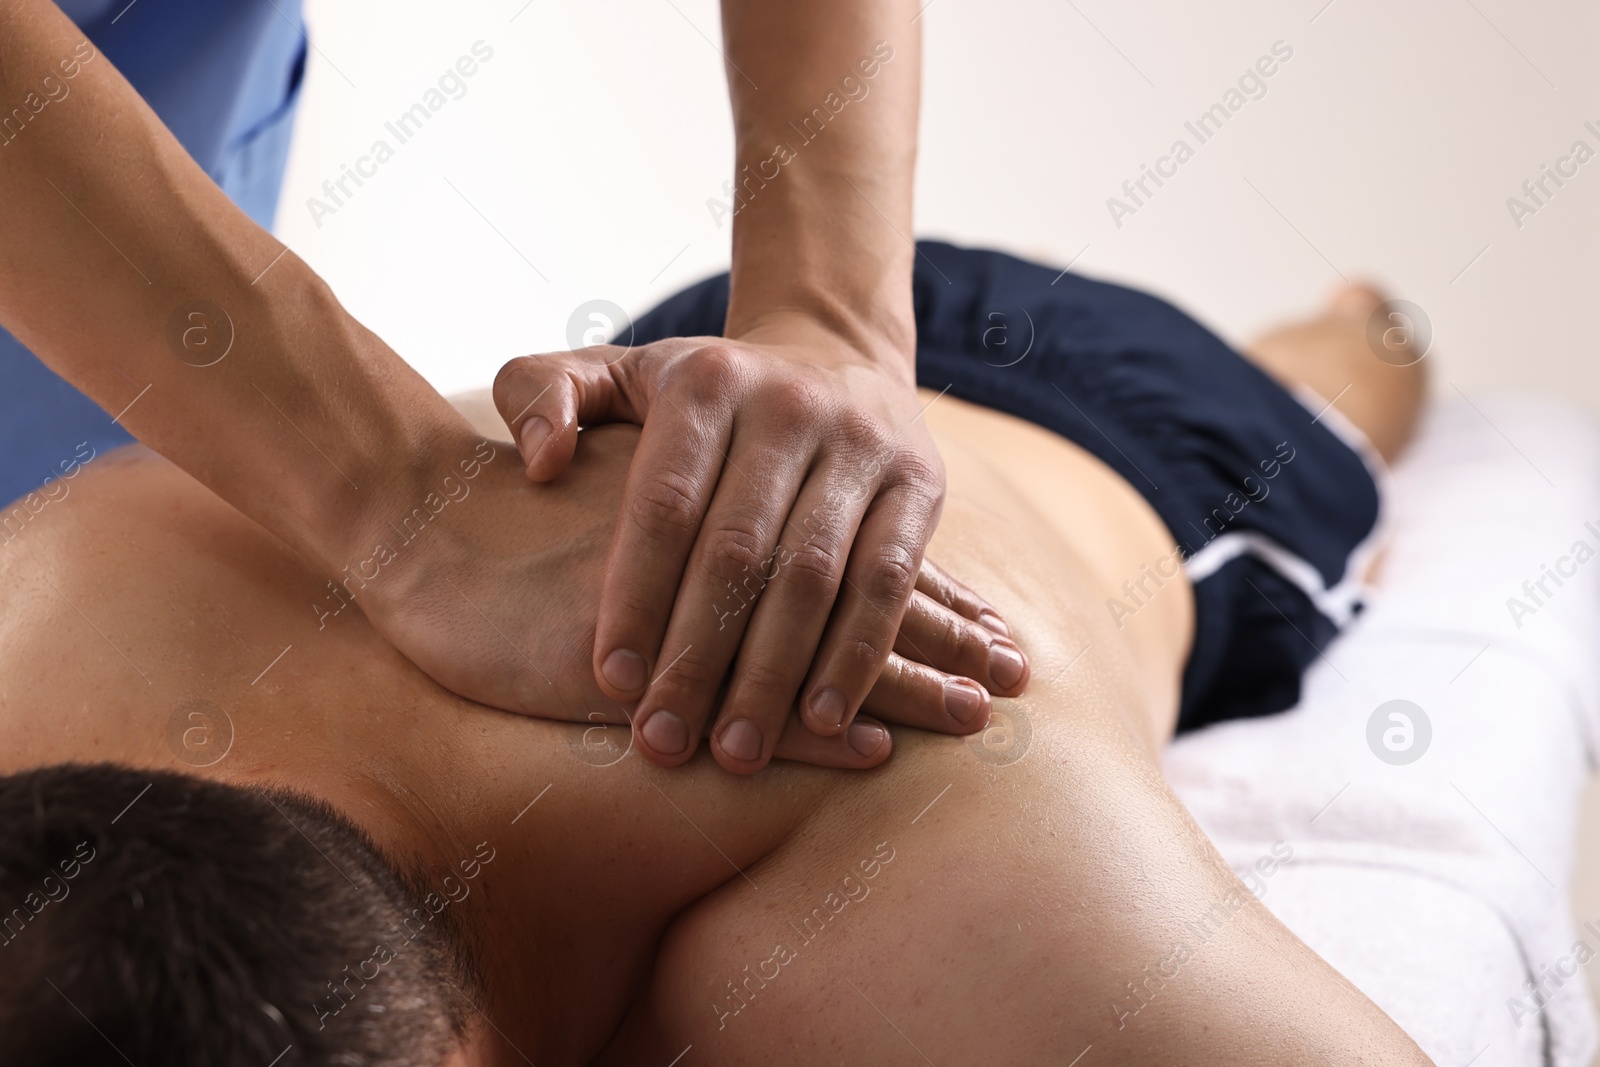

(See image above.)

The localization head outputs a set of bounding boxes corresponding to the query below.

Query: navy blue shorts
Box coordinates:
[628,241,1382,733]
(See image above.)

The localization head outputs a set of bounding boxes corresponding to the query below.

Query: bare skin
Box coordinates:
[0,289,1429,1065]
[1248,282,1428,464]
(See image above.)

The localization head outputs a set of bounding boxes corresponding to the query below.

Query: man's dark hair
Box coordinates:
[0,763,474,1066]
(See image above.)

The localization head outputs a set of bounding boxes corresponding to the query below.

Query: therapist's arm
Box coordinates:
[0,3,606,717]
[0,2,471,565]
[719,0,919,364]
[493,0,1030,775]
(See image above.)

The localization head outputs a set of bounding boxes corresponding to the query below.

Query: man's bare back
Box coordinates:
[0,304,1432,1064]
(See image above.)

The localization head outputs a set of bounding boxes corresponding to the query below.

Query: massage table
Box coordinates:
[1167,392,1600,1067]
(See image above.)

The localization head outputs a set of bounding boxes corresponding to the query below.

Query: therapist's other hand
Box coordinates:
[492,318,1029,773]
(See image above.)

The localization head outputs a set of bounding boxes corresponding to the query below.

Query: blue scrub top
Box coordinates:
[0,1,306,506]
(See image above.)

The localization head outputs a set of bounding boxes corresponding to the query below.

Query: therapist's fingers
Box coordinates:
[627,428,809,766]
[769,712,892,770]
[893,590,1030,698]
[798,481,938,738]
[591,347,753,704]
[706,462,875,771]
[492,347,639,482]
[914,557,1014,638]
[858,654,992,736]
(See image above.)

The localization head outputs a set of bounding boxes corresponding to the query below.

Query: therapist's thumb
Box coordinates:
[492,347,640,482]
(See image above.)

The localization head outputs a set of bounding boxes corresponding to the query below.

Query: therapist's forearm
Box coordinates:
[0,2,471,569]
[719,0,921,376]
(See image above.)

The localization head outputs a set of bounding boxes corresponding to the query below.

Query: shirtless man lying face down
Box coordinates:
[0,245,1434,1066]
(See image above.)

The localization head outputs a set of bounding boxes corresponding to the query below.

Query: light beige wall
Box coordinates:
[1573,781,1600,1059]
[277,0,1600,405]
[917,0,1600,406]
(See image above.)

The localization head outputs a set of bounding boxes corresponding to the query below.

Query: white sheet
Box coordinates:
[1167,391,1600,1067]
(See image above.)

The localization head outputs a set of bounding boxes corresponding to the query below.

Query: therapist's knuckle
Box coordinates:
[890,448,945,495]
[729,658,795,702]
[949,621,993,677]
[923,605,962,656]
[610,586,661,628]
[766,376,825,428]
[834,633,888,679]
[672,345,744,403]
[871,651,914,696]
[628,472,702,539]
[889,477,947,537]
[776,538,843,599]
[860,541,919,609]
[701,520,771,586]
[834,411,889,454]
[659,646,721,693]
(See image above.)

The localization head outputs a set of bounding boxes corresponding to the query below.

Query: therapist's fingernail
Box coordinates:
[978,610,1011,637]
[641,711,689,756]
[808,688,848,731]
[518,416,552,467]
[602,648,647,692]
[988,644,1026,690]
[720,720,763,763]
[847,721,888,758]
[944,679,985,726]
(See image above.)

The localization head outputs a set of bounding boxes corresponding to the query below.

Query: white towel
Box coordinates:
[1167,392,1600,1067]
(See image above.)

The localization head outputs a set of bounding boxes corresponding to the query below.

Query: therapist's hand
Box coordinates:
[351,421,1011,772]
[492,314,1030,773]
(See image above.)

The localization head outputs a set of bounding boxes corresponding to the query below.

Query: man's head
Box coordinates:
[0,763,475,1066]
